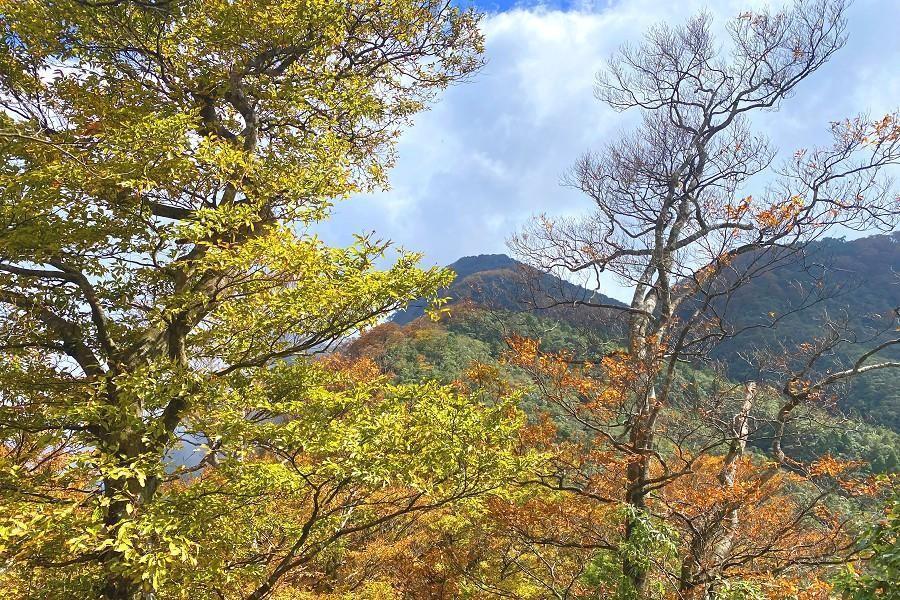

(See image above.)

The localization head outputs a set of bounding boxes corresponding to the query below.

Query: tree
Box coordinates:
[509,0,900,596]
[0,1,516,598]
[490,334,890,600]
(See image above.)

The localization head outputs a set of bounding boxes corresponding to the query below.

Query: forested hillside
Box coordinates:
[398,234,899,428]
[392,253,624,325]
[357,233,900,473]
[703,233,900,428]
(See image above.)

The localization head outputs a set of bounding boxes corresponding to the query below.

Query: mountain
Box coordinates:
[700,232,900,428]
[390,234,900,428]
[392,253,626,325]
[351,237,900,472]
[692,233,899,352]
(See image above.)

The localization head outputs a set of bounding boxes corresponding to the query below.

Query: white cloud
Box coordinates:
[318,0,900,302]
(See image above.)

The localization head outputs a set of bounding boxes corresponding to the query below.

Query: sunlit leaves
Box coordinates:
[0,0,487,597]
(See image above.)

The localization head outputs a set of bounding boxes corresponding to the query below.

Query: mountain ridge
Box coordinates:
[390,234,899,428]
[391,253,626,325]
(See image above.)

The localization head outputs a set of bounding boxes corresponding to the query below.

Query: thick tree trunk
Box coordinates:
[102,573,138,600]
[678,536,707,599]
[101,482,138,600]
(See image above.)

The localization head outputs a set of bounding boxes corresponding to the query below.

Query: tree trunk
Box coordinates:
[709,383,755,575]
[622,384,657,598]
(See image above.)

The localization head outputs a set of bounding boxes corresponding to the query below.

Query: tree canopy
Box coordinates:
[0,1,528,598]
[1,1,898,599]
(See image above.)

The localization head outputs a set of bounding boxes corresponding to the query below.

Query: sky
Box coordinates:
[318,0,900,302]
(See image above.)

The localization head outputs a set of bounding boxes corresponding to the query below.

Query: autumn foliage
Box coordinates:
[1,0,899,599]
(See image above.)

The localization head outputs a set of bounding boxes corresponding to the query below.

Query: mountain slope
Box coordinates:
[701,232,900,427]
[391,235,899,428]
[392,253,625,325]
[355,295,900,474]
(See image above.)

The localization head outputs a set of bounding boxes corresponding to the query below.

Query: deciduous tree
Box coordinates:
[0,1,510,598]
[509,0,900,596]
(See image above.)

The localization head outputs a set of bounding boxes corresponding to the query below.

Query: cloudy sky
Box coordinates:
[319,0,900,301]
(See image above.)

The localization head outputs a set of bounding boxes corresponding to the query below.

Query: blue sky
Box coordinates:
[319,0,900,302]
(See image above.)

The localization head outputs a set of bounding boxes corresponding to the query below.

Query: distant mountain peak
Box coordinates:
[391,253,623,325]
[445,254,520,279]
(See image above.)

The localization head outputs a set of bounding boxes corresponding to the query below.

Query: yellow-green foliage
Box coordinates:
[0,1,497,598]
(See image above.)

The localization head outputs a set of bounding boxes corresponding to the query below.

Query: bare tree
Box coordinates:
[510,0,900,595]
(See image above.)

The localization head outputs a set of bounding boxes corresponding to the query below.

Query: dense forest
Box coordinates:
[0,1,898,600]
